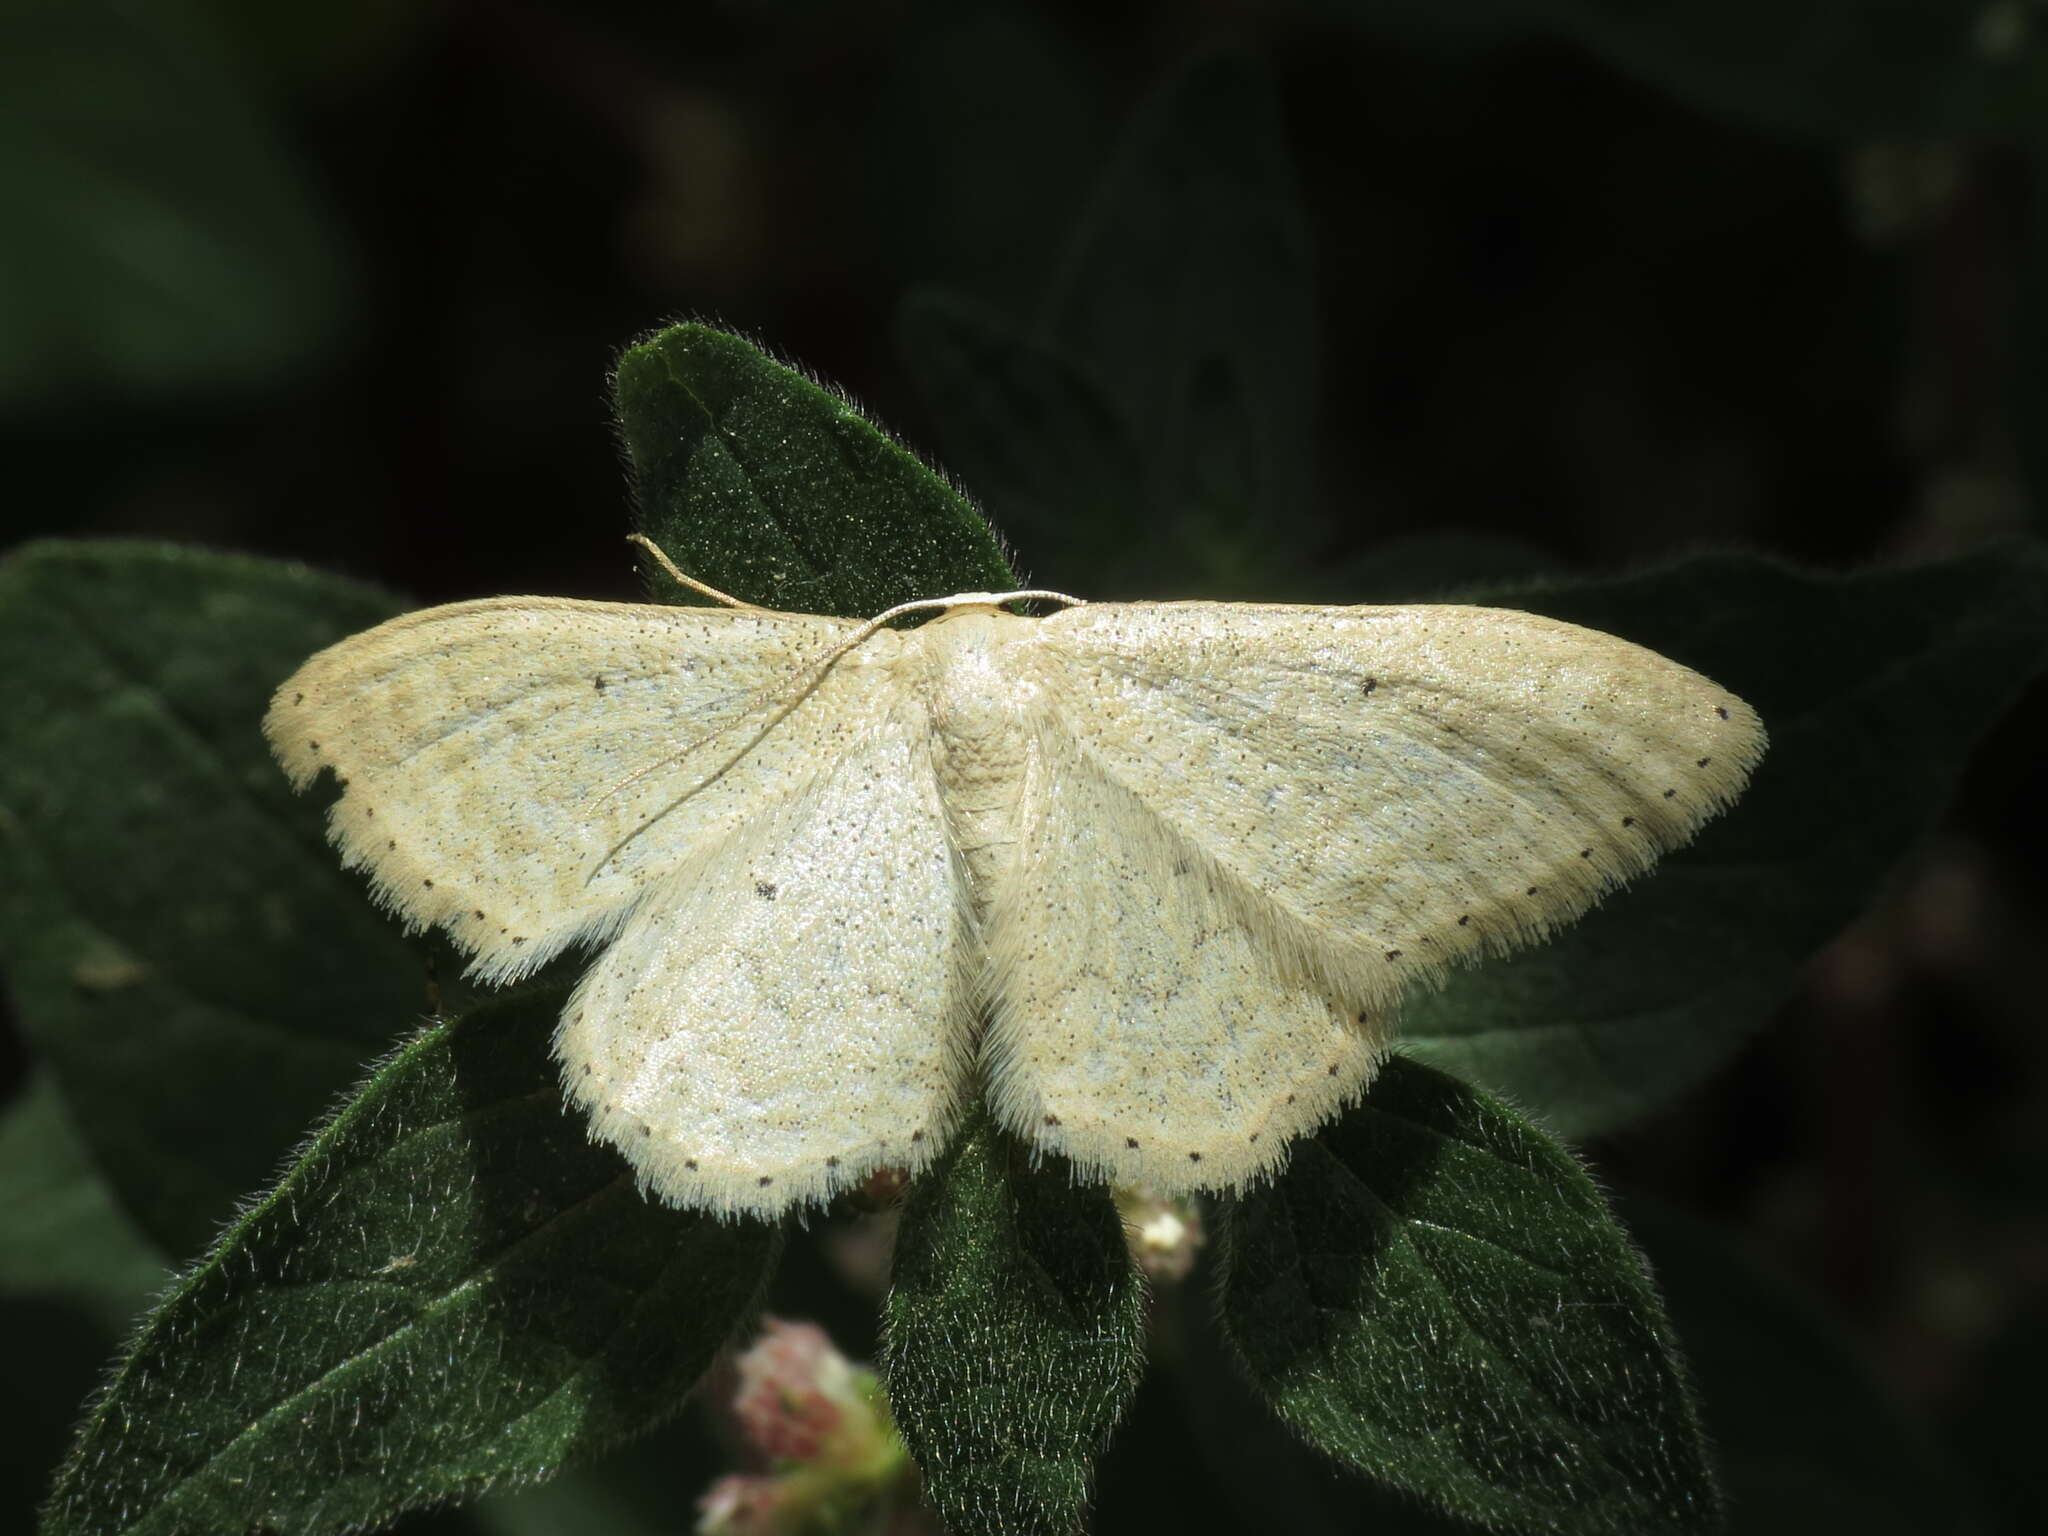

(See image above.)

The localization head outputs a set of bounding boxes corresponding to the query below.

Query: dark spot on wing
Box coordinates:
[1458,914,1471,926]
[1043,1114,1061,1126]
[1188,1151,1202,1162]
[1360,677,1378,696]
[1621,816,1636,828]
[1716,706,1730,719]
[593,676,608,692]
[755,881,778,900]
[1696,757,1712,768]
[758,1176,773,1187]
[1663,788,1677,799]
[1125,1137,1139,1149]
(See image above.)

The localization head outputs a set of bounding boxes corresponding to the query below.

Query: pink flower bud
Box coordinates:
[698,1317,925,1535]
[733,1318,857,1464]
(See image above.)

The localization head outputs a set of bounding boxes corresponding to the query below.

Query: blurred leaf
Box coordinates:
[1403,546,2048,1136]
[0,541,426,1255]
[0,1074,167,1332]
[1038,51,1315,584]
[3,1295,128,1536]
[884,1109,1146,1536]
[901,50,1315,597]
[1218,1058,1720,1535]
[614,321,1017,617]
[1318,0,2048,141]
[0,1078,171,1536]
[0,0,349,411]
[896,292,1144,589]
[1630,1203,1990,1535]
[43,989,782,1536]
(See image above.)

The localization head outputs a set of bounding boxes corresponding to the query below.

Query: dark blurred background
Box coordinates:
[4,1,2046,1531]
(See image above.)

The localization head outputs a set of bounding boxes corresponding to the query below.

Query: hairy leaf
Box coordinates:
[43,989,781,1536]
[614,321,1016,617]
[1219,1057,1719,1536]
[884,1111,1146,1536]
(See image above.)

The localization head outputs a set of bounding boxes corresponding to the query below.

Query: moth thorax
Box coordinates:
[920,610,1036,914]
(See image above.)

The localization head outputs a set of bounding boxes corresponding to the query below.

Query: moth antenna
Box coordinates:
[803,587,1089,685]
[582,587,1089,863]
[627,533,766,612]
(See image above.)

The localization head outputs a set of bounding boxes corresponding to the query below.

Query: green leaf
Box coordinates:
[895,291,1144,586]
[1403,546,2048,1136]
[0,1075,167,1333]
[1039,51,1315,585]
[0,540,428,1254]
[613,321,1016,617]
[43,988,782,1536]
[1629,1204,1992,1536]
[0,1077,171,1534]
[0,0,348,409]
[900,50,1315,597]
[3,1293,135,1536]
[883,1109,1147,1536]
[1218,1057,1719,1536]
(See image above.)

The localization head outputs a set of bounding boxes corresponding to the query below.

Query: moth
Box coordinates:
[267,544,1764,1216]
